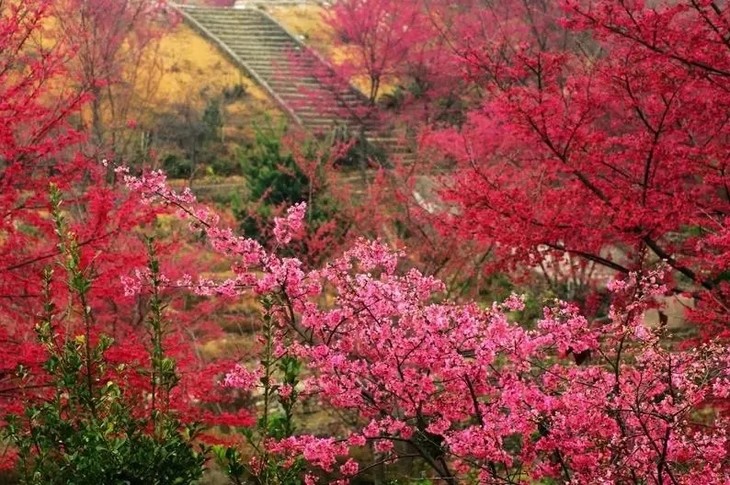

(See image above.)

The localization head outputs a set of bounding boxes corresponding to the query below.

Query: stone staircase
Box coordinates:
[175,4,409,163]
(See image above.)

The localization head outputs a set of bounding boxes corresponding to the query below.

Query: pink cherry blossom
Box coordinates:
[223,364,262,391]
[122,169,730,484]
[273,202,307,245]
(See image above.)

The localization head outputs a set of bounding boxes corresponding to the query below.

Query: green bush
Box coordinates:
[331,125,389,169]
[162,153,193,179]
[155,98,235,179]
[210,156,240,177]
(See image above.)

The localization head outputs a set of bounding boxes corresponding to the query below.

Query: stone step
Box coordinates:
[272,87,364,98]
[263,78,361,92]
[189,15,272,23]
[233,50,315,60]
[261,86,342,96]
[192,18,282,29]
[180,7,265,18]
[281,95,355,105]
[180,5,414,163]
[295,109,355,119]
[238,51,305,61]
[215,35,294,46]
[258,69,322,78]
[268,84,362,97]
[189,19,277,29]
[218,39,295,50]
[222,44,295,54]
[188,10,269,20]
[239,55,313,63]
[271,82,365,95]
[257,72,343,84]
[206,28,289,38]
[233,58,312,68]
[228,47,295,57]
[257,77,308,86]
[284,102,364,114]
[277,96,364,107]
[237,54,320,66]
[294,107,348,115]
[287,107,351,118]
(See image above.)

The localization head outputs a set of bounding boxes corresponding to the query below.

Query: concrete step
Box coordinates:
[189,15,273,23]
[286,106,350,117]
[219,39,295,50]
[241,58,324,72]
[232,49,295,58]
[228,47,295,57]
[192,19,284,29]
[268,84,362,96]
[257,72,343,85]
[206,28,290,38]
[284,101,364,113]
[181,7,266,18]
[223,44,295,54]
[258,79,326,89]
[180,5,414,162]
[189,11,270,21]
[215,35,294,46]
[242,58,313,68]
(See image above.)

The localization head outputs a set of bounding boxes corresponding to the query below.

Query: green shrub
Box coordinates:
[162,153,193,179]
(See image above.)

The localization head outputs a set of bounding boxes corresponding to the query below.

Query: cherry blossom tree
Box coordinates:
[327,0,730,331]
[125,170,730,484]
[425,0,730,332]
[52,0,172,158]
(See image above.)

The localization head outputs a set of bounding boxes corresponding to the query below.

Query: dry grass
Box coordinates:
[146,22,284,139]
[39,11,287,144]
[152,24,269,104]
[268,4,337,59]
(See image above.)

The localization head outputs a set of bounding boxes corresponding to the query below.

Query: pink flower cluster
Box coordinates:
[223,364,262,391]
[273,202,307,245]
[268,435,349,472]
[122,169,730,484]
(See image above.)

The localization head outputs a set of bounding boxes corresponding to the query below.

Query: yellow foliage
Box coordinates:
[200,335,257,361]
[47,13,284,144]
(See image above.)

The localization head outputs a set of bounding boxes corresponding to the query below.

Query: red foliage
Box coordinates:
[0,0,94,405]
[432,0,730,332]
[326,0,429,103]
[328,0,730,332]
[0,0,249,438]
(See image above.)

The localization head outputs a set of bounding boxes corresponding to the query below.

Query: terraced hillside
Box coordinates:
[176,5,405,158]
